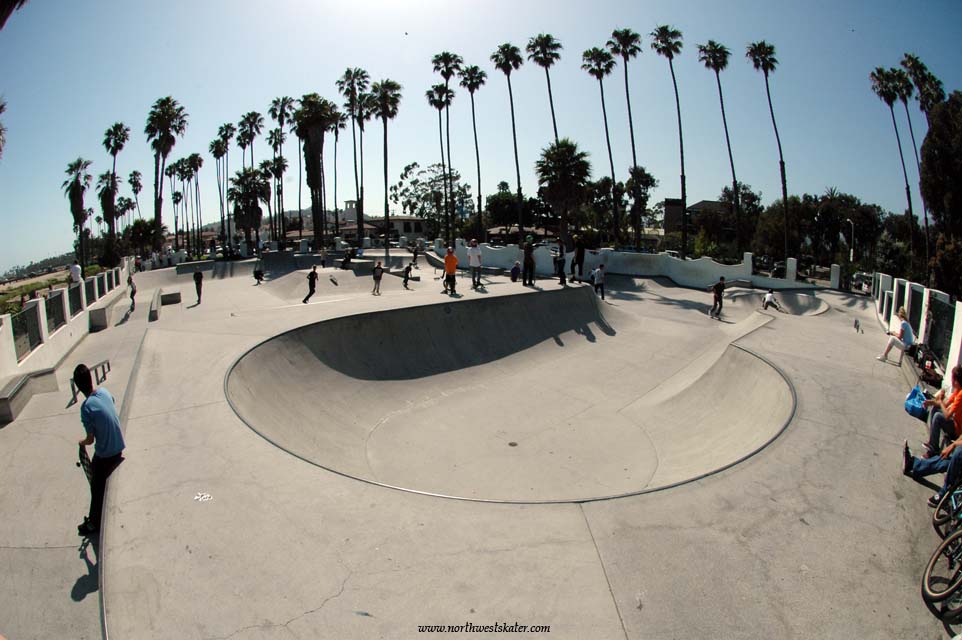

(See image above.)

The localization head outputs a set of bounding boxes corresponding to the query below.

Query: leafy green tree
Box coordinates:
[626,166,657,248]
[426,84,454,243]
[145,96,188,245]
[651,25,687,257]
[491,43,525,241]
[607,29,642,171]
[746,41,789,260]
[63,158,92,267]
[390,162,472,239]
[371,78,402,260]
[459,65,487,240]
[582,46,620,243]
[920,91,962,237]
[720,182,762,255]
[526,34,562,142]
[535,138,591,245]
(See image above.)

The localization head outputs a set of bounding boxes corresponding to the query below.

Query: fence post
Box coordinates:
[24,299,48,345]
[786,257,797,282]
[919,289,932,346]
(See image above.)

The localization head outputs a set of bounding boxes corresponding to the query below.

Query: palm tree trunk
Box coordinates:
[903,100,929,274]
[470,92,484,242]
[763,73,789,260]
[889,105,915,259]
[545,68,559,143]
[225,149,231,248]
[350,115,360,240]
[320,145,327,250]
[623,58,637,170]
[668,58,687,259]
[437,109,450,245]
[507,75,524,242]
[249,132,254,172]
[359,126,366,246]
[334,135,340,237]
[714,70,740,252]
[195,176,203,254]
[444,101,455,243]
[297,137,303,241]
[383,117,390,263]
[598,79,619,244]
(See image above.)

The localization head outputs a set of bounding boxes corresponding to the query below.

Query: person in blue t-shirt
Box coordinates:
[74,364,125,537]
[877,307,915,362]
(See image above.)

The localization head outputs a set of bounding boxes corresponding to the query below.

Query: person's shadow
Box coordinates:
[71,538,99,602]
[186,301,201,309]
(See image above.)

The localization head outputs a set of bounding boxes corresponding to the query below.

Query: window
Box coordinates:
[403,222,412,233]
[414,222,422,233]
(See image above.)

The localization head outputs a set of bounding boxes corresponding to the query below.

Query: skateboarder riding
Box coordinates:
[709,276,725,319]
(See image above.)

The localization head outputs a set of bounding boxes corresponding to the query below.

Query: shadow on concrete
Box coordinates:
[71,538,99,602]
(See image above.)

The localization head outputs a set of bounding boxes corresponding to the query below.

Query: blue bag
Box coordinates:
[904,385,929,422]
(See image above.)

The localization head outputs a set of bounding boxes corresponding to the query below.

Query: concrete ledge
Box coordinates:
[88,307,109,332]
[148,289,162,322]
[160,290,181,305]
[0,368,58,424]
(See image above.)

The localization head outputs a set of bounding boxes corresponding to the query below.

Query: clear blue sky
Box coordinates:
[0,0,959,273]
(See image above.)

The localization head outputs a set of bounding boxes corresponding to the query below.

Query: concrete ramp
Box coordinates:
[260,267,418,302]
[726,289,829,316]
[226,286,794,502]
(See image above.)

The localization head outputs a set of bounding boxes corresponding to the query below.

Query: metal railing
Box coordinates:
[11,305,42,362]
[929,297,955,367]
[84,278,96,304]
[68,359,111,406]
[45,291,66,334]
[68,283,82,316]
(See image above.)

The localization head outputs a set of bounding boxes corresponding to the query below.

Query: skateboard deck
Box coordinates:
[77,444,93,487]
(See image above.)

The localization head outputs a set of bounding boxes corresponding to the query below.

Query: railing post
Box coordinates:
[24,299,48,345]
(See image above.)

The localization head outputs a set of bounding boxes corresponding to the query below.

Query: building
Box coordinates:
[663,198,685,233]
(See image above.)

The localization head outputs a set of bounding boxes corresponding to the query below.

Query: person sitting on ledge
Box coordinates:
[877,307,914,362]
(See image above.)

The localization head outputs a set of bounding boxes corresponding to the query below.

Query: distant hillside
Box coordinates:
[2,251,75,281]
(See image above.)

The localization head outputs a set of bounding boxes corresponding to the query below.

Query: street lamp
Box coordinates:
[846,218,855,262]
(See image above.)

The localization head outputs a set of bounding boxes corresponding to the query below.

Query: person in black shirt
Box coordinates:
[372,261,384,295]
[570,235,586,279]
[522,236,535,286]
[708,276,726,319]
[303,265,318,304]
[193,268,203,304]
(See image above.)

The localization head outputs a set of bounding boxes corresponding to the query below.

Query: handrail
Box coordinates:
[67,359,111,407]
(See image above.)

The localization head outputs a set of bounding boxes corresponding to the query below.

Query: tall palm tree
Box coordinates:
[607,29,642,171]
[63,158,92,267]
[459,64,487,240]
[698,40,741,250]
[145,96,188,244]
[0,98,6,160]
[337,68,370,241]
[128,170,143,219]
[651,26,687,257]
[258,160,275,245]
[891,66,930,270]
[870,66,915,257]
[210,138,227,240]
[371,79,403,261]
[164,162,179,249]
[901,53,946,122]
[269,97,296,241]
[330,108,347,236]
[229,167,264,252]
[526,34,563,143]
[432,52,463,236]
[187,153,204,252]
[267,128,284,240]
[294,93,337,249]
[582,47,620,243]
[103,122,130,192]
[426,84,454,244]
[218,123,236,243]
[491,43,525,242]
[356,92,377,239]
[239,111,264,170]
[535,138,591,245]
[746,40,789,260]
[96,171,120,262]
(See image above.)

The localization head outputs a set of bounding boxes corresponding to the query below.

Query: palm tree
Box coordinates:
[145,96,188,245]
[269,97,296,241]
[746,40,789,260]
[218,123,236,243]
[490,43,525,241]
[0,98,6,160]
[128,170,143,219]
[294,93,338,249]
[427,84,454,244]
[236,130,251,170]
[535,138,591,245]
[330,108,347,236]
[697,40,740,250]
[267,128,284,240]
[172,190,183,250]
[210,138,227,241]
[870,66,915,258]
[607,29,642,171]
[164,162,179,249]
[356,92,377,240]
[901,53,946,121]
[432,52,463,236]
[459,65,487,240]
[891,66,931,272]
[239,111,264,170]
[103,122,130,192]
[371,79,403,261]
[63,158,92,267]
[337,68,370,243]
[651,26,687,257]
[96,171,119,240]
[228,168,264,252]
[582,47,620,243]
[526,34,563,143]
[187,153,204,252]
[626,165,658,249]
[0,0,28,30]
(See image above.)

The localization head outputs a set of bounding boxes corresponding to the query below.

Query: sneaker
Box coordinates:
[876,355,886,361]
[77,518,99,537]
[903,440,914,476]
[929,494,942,508]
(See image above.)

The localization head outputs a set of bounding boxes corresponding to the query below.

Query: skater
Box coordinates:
[127,274,137,311]
[412,245,419,268]
[403,263,413,290]
[570,235,586,279]
[877,307,915,362]
[762,289,781,312]
[320,248,328,269]
[467,238,483,289]
[510,261,521,283]
[193,267,203,304]
[303,265,318,304]
[73,364,125,537]
[554,238,567,286]
[708,276,725,319]
[591,264,606,300]
[372,261,384,295]
[443,247,458,295]
[522,236,536,286]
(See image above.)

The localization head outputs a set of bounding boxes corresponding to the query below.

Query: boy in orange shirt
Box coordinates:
[443,247,458,295]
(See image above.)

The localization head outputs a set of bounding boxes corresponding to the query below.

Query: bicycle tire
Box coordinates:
[923,527,962,602]
[934,484,962,539]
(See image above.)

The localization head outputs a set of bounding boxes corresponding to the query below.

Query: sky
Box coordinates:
[0,0,960,273]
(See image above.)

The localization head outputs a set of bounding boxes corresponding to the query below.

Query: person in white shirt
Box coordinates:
[590,264,605,300]
[762,289,781,312]
[69,261,82,284]
[466,239,483,289]
[878,307,915,362]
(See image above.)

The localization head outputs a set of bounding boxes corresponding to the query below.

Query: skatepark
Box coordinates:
[0,252,952,639]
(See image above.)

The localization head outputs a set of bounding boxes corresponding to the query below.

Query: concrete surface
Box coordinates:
[0,264,953,639]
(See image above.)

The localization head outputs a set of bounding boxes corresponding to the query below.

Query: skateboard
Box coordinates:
[77,444,93,487]
[329,275,338,286]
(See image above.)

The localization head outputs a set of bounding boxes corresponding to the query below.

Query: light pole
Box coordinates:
[846,218,854,263]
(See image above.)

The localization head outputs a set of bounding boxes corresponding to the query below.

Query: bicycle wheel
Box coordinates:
[923,528,962,602]
[934,485,962,539]
[940,588,962,621]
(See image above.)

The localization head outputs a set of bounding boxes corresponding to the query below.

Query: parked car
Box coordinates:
[772,261,786,278]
